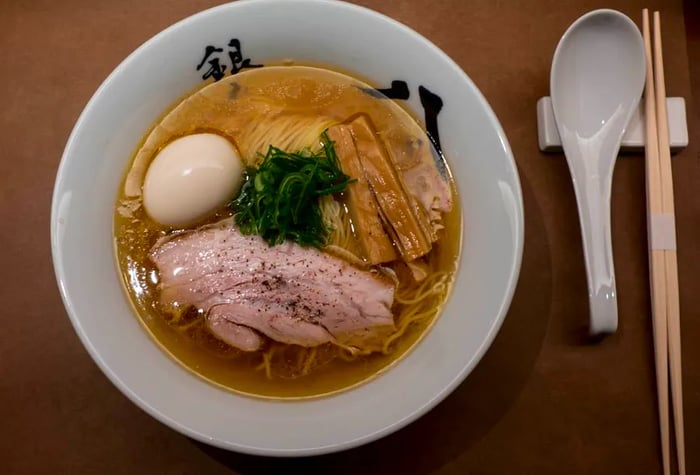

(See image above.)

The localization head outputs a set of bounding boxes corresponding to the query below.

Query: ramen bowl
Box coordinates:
[51,0,523,456]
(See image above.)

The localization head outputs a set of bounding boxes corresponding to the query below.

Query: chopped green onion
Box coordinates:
[230,131,354,248]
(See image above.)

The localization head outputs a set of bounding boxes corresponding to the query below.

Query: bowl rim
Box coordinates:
[51,0,523,456]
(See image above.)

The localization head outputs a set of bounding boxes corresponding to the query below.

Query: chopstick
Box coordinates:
[642,9,685,475]
[653,11,685,475]
[642,10,670,475]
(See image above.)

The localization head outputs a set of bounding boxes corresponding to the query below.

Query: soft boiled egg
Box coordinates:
[142,133,244,227]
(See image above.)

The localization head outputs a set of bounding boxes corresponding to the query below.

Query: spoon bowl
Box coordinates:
[551,9,646,335]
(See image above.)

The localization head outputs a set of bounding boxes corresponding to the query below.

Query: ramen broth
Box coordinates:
[114,66,461,399]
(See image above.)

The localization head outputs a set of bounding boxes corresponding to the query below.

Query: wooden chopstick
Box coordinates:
[643,9,685,474]
[652,11,685,475]
[642,9,670,475]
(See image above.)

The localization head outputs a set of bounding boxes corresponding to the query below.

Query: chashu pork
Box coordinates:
[150,221,396,352]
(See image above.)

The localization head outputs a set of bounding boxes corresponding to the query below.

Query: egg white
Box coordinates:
[142,133,243,227]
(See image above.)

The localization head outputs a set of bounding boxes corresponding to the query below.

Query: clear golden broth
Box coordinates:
[114,65,462,399]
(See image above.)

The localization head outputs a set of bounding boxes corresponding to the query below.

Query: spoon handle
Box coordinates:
[566,147,618,335]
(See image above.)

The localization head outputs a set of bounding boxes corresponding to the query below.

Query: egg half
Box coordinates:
[142,133,244,227]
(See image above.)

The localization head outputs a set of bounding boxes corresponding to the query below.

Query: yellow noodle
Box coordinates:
[395,272,449,305]
[337,347,361,362]
[259,346,277,379]
[382,307,436,354]
[381,273,450,353]
[176,318,204,332]
[301,347,317,376]
[324,244,367,268]
[237,114,338,163]
[334,341,373,357]
[320,196,359,253]
[295,345,307,368]
[167,306,204,330]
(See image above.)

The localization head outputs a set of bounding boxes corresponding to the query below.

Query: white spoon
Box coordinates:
[551,9,646,335]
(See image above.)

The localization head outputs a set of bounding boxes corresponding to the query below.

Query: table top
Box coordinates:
[2,0,698,473]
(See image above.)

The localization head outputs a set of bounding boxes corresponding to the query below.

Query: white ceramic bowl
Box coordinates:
[51,0,523,456]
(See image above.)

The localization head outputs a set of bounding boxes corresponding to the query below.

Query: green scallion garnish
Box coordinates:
[230,131,354,248]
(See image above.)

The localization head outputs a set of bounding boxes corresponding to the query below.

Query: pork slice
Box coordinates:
[384,133,453,236]
[205,312,264,352]
[198,274,393,348]
[210,301,333,347]
[150,221,396,350]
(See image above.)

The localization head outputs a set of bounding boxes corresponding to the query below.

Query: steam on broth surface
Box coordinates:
[114,66,461,399]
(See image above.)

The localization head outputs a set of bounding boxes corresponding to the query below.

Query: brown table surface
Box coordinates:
[2,0,699,473]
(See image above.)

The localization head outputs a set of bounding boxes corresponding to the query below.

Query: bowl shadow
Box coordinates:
[192,170,553,474]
